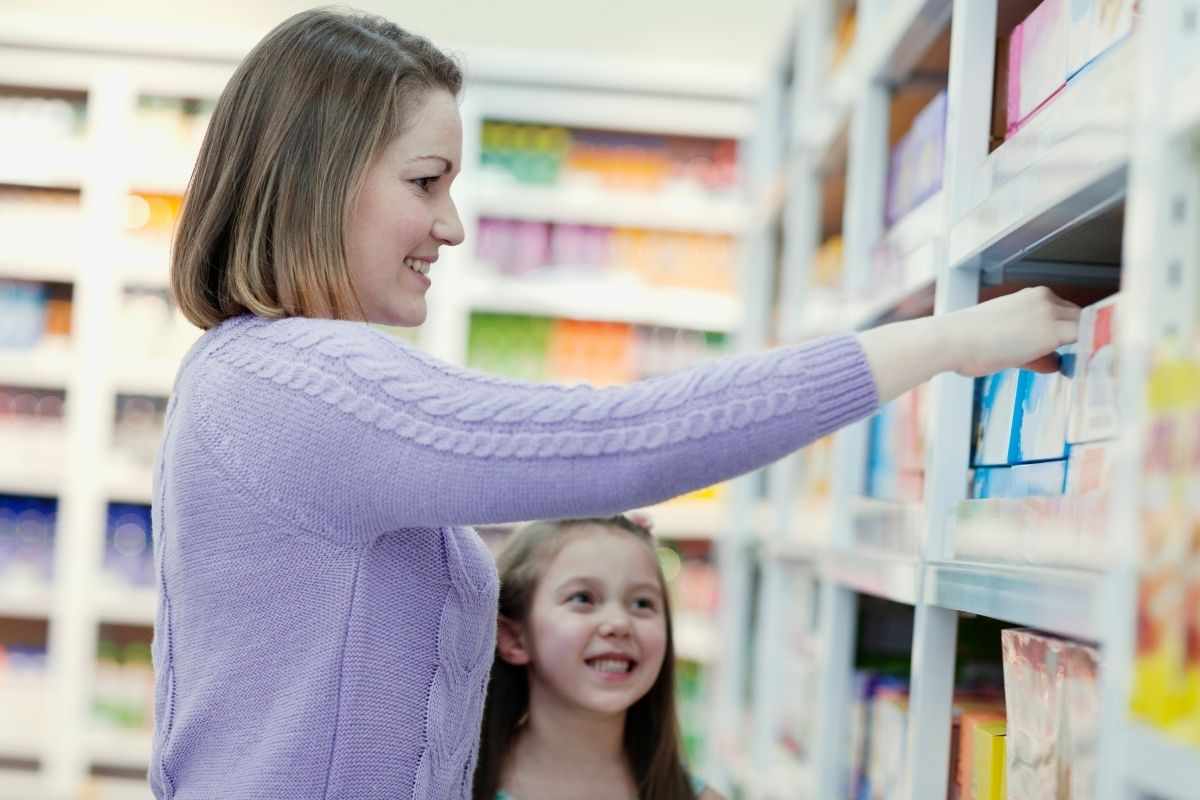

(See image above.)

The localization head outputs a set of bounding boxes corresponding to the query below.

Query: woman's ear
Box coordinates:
[496,616,531,666]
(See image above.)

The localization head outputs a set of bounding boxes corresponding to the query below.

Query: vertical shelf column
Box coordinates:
[44,67,132,797]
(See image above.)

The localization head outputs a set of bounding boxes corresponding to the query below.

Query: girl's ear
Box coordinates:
[496,616,531,666]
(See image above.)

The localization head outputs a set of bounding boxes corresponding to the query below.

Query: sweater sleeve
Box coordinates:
[189,317,878,544]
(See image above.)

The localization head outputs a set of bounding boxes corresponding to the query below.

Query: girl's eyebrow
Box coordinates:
[628,581,663,595]
[408,155,454,174]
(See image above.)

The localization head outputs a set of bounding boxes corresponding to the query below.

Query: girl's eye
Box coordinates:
[633,597,657,612]
[567,591,593,605]
[411,176,437,191]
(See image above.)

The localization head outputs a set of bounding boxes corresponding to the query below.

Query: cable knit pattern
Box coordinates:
[149,314,877,800]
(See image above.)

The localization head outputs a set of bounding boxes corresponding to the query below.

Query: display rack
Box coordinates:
[729,1,1200,799]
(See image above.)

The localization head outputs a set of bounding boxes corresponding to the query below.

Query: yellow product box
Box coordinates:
[1131,352,1197,727]
[971,720,1006,800]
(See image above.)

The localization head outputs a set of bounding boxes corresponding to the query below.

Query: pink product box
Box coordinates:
[1001,630,1101,800]
[1065,642,1101,799]
[1068,294,1120,444]
[1007,0,1069,137]
[1002,629,1069,800]
[1007,0,1138,137]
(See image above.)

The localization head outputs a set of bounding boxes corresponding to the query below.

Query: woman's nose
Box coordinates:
[433,196,465,246]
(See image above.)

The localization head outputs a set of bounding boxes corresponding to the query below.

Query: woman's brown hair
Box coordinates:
[473,516,697,800]
[171,7,462,329]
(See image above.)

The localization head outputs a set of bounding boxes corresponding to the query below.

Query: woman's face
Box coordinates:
[345,89,465,326]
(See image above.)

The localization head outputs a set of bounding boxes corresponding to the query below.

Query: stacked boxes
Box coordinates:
[955,296,1120,568]
[1005,0,1139,137]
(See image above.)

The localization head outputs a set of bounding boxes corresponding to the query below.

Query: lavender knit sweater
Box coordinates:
[148,313,877,800]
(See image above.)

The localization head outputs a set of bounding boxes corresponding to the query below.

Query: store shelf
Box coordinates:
[114,358,177,397]
[673,613,719,663]
[96,588,156,627]
[822,547,921,605]
[0,459,60,499]
[0,261,77,285]
[0,347,72,389]
[1169,64,1200,142]
[924,560,1102,643]
[796,0,952,159]
[849,193,942,328]
[463,271,741,333]
[107,468,153,505]
[0,771,48,800]
[1124,723,1200,800]
[0,587,53,620]
[0,731,43,762]
[87,728,152,771]
[634,501,724,541]
[948,39,1136,271]
[473,181,747,235]
[0,139,84,189]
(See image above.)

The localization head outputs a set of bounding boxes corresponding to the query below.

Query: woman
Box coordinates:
[152,8,1079,800]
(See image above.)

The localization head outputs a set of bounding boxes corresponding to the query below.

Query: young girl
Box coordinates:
[475,516,723,800]
[154,6,1078,799]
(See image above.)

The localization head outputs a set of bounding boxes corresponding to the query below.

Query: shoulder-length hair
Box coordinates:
[473,516,697,800]
[172,8,461,329]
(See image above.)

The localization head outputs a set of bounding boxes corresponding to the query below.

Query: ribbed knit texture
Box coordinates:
[148,314,877,799]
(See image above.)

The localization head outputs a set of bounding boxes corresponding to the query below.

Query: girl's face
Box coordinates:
[345,89,465,327]
[520,528,669,717]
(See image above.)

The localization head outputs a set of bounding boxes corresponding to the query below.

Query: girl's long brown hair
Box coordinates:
[473,516,697,800]
[171,8,462,329]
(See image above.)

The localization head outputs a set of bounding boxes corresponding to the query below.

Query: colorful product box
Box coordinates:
[1007,0,1070,136]
[1065,642,1101,799]
[971,460,1067,499]
[1002,628,1068,800]
[1069,294,1120,443]
[1066,0,1138,79]
[1010,354,1073,462]
[954,705,1006,799]
[973,369,1021,467]
[884,90,948,227]
[971,720,1007,800]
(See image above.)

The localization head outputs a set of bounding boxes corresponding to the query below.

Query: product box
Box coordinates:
[1064,441,1117,567]
[971,460,1067,499]
[1066,0,1138,78]
[884,90,947,227]
[1010,354,1073,462]
[954,706,1006,798]
[1007,0,1069,136]
[1069,294,1120,443]
[1002,628,1068,800]
[1065,642,1101,799]
[971,720,1007,800]
[866,688,909,800]
[973,369,1021,467]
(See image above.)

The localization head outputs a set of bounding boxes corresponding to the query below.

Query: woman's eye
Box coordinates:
[411,176,437,191]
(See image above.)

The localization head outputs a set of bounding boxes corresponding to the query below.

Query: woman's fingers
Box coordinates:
[1021,353,1062,374]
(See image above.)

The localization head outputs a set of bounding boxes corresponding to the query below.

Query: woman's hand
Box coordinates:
[944,287,1081,377]
[858,287,1081,405]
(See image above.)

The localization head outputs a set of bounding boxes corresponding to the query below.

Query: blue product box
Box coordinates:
[105,503,154,588]
[1009,460,1068,496]
[1009,350,1074,463]
[974,369,1021,467]
[867,401,899,499]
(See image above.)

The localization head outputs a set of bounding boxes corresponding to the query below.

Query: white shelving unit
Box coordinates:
[0,23,759,797]
[728,1,1200,799]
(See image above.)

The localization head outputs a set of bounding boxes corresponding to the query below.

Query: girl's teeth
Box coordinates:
[590,659,631,674]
